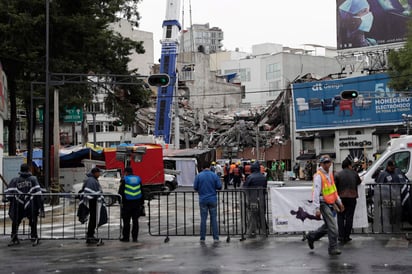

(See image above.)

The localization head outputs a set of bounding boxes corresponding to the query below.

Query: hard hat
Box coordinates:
[211,161,216,165]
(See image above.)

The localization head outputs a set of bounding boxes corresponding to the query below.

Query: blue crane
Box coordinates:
[153,0,182,144]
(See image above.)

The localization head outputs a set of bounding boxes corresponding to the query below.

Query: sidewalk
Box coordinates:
[1,233,411,273]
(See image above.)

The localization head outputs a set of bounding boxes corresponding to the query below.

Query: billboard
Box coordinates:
[292,73,412,131]
[337,0,409,50]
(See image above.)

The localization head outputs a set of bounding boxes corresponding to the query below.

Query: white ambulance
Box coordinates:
[361,135,412,183]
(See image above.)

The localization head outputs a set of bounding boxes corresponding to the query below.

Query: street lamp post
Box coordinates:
[44,0,51,189]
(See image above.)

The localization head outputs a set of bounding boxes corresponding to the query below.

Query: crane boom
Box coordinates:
[154,0,181,144]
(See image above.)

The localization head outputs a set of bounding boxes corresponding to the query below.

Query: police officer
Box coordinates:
[82,167,103,244]
[118,166,143,242]
[306,155,345,255]
[6,163,43,246]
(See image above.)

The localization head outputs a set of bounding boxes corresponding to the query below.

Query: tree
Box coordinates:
[0,0,151,154]
[387,19,412,91]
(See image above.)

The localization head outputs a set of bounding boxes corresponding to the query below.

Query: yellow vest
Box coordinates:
[317,171,338,205]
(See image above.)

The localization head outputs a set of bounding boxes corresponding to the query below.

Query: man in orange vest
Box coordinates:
[306,155,345,256]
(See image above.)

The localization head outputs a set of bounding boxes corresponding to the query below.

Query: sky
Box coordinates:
[137,0,337,62]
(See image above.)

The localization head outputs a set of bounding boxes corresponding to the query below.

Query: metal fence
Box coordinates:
[147,184,412,241]
[147,189,270,242]
[1,193,122,241]
[365,183,412,234]
[2,183,412,242]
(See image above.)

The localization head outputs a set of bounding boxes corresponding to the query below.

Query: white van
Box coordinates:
[361,135,412,184]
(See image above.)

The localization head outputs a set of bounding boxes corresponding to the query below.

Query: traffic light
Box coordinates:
[113,120,123,127]
[148,74,170,87]
[340,90,358,99]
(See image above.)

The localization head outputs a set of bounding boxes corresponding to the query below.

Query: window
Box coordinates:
[86,102,104,113]
[88,122,103,133]
[166,26,172,38]
[266,63,281,80]
[379,151,410,175]
[268,81,281,97]
[321,138,334,150]
[302,140,315,152]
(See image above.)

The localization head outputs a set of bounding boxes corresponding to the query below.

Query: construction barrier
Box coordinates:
[147,189,270,242]
[0,193,122,241]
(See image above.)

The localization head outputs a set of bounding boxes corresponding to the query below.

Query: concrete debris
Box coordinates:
[136,91,289,149]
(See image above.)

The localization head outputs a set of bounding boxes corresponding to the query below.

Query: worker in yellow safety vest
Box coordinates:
[305,155,345,256]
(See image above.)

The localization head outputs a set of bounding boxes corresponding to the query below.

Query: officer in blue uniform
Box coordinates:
[5,164,43,246]
[118,166,143,242]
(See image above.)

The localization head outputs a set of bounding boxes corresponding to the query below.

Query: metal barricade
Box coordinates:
[148,189,270,242]
[366,183,412,234]
[0,193,122,240]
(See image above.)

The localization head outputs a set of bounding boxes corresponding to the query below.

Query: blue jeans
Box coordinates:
[199,201,219,241]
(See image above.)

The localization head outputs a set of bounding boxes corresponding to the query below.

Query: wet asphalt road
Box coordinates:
[1,231,412,274]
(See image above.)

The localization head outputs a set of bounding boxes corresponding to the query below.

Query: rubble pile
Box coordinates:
[135,91,289,149]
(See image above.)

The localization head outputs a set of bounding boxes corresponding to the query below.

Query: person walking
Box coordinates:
[5,164,43,246]
[233,163,242,189]
[306,155,345,255]
[335,159,361,244]
[193,163,222,243]
[118,166,143,242]
[214,162,223,178]
[243,161,268,238]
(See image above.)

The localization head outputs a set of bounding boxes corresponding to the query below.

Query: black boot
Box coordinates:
[31,237,40,246]
[8,237,20,247]
[86,236,99,244]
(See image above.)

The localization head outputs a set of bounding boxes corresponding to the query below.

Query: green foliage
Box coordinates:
[0,0,149,126]
[388,18,412,91]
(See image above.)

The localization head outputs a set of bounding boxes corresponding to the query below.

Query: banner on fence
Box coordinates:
[270,185,368,232]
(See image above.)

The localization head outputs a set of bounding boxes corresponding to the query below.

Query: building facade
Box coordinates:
[292,72,412,170]
[219,43,341,107]
[180,23,224,54]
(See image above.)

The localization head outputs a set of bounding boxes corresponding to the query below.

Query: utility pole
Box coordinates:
[44,0,51,189]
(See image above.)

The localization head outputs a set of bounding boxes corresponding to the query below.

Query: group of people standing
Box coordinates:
[220,160,268,190]
[6,154,410,257]
[5,164,145,246]
[194,160,268,242]
[195,154,368,254]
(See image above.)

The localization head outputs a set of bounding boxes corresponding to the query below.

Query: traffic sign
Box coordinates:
[63,107,83,122]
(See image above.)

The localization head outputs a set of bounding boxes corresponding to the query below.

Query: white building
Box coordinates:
[180,23,224,54]
[219,43,341,107]
[109,19,154,76]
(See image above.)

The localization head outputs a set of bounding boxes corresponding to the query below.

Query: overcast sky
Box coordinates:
[137,0,337,62]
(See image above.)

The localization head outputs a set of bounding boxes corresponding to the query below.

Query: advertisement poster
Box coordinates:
[270,186,368,233]
[337,0,408,50]
[292,73,412,131]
